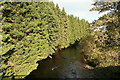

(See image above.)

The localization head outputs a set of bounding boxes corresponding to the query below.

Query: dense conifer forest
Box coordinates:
[1,2,90,78]
[0,0,120,79]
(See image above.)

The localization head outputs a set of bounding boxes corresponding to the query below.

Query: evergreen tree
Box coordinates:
[1,2,90,79]
[90,0,120,50]
[83,0,120,67]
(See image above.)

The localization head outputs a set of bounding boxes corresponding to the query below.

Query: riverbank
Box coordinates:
[25,46,120,79]
[25,47,94,79]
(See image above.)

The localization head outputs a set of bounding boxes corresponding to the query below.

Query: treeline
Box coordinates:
[1,2,90,78]
[79,1,120,68]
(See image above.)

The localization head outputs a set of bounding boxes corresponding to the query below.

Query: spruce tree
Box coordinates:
[1,2,90,79]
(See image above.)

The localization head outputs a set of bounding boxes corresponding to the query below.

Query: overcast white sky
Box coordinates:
[52,0,105,23]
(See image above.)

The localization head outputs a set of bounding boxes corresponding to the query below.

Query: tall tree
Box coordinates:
[90,0,120,50]
[87,0,120,67]
[1,2,90,79]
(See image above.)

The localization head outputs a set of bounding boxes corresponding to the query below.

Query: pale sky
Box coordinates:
[52,0,105,23]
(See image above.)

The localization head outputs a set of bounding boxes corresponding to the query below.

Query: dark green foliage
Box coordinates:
[1,2,90,79]
[90,0,120,50]
[81,0,120,68]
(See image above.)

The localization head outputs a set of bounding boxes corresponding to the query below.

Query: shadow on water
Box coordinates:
[25,47,94,79]
[24,47,120,79]
[93,66,120,78]
[2,47,120,80]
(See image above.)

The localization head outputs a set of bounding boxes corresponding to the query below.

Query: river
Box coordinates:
[25,47,94,79]
[25,47,120,79]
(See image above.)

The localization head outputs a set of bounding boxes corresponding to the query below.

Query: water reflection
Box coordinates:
[26,47,94,79]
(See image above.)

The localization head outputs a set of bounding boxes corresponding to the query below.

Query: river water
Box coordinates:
[25,47,120,79]
[26,47,94,79]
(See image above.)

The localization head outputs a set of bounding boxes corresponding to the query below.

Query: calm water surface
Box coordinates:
[26,47,94,79]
